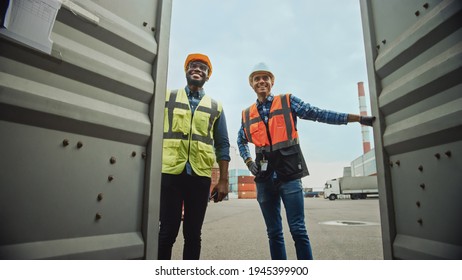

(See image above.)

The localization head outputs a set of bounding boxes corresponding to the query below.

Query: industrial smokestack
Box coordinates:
[357,82,371,154]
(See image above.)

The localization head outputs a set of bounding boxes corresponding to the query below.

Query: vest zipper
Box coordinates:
[264,122,273,152]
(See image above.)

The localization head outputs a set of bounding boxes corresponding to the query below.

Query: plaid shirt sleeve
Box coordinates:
[290,94,348,124]
[237,124,252,161]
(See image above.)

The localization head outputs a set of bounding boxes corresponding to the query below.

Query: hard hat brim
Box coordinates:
[248,70,275,85]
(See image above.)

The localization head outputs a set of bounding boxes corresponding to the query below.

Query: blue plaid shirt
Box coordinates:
[237,94,348,161]
[184,86,230,175]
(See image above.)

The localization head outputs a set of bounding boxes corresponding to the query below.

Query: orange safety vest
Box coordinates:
[242,94,299,152]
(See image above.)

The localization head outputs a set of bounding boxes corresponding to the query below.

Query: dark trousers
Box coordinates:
[158,172,211,260]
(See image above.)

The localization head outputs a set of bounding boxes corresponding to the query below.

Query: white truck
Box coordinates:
[323,176,378,200]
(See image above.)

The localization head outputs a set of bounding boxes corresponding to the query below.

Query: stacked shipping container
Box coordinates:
[237,175,256,199]
[229,168,250,192]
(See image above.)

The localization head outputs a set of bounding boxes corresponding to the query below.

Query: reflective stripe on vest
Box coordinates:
[191,101,220,145]
[242,94,299,152]
[162,88,221,177]
[164,89,189,140]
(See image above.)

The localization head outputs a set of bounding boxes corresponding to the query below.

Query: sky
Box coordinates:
[166,0,374,190]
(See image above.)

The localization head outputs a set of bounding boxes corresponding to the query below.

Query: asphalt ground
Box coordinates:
[171,196,384,260]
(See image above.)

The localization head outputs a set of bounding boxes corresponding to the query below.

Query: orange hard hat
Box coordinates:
[184,53,213,78]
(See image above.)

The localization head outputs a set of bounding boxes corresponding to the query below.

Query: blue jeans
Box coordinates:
[256,178,313,260]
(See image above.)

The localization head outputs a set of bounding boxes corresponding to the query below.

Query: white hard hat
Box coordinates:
[248,62,275,85]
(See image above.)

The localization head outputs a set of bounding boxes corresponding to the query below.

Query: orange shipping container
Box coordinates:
[238,191,256,199]
[238,183,256,192]
[237,176,255,184]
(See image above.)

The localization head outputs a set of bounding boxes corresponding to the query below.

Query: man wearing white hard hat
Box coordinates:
[237,62,374,260]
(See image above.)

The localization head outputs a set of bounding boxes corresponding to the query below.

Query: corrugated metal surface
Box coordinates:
[360,0,462,259]
[238,183,256,192]
[0,0,172,259]
[229,169,250,192]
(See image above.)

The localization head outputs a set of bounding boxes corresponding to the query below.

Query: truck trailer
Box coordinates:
[323,176,378,200]
[1,0,172,260]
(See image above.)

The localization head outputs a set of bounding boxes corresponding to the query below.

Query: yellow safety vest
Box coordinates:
[162,88,222,177]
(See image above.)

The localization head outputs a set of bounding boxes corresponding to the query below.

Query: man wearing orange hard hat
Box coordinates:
[158,53,230,260]
[184,53,213,79]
